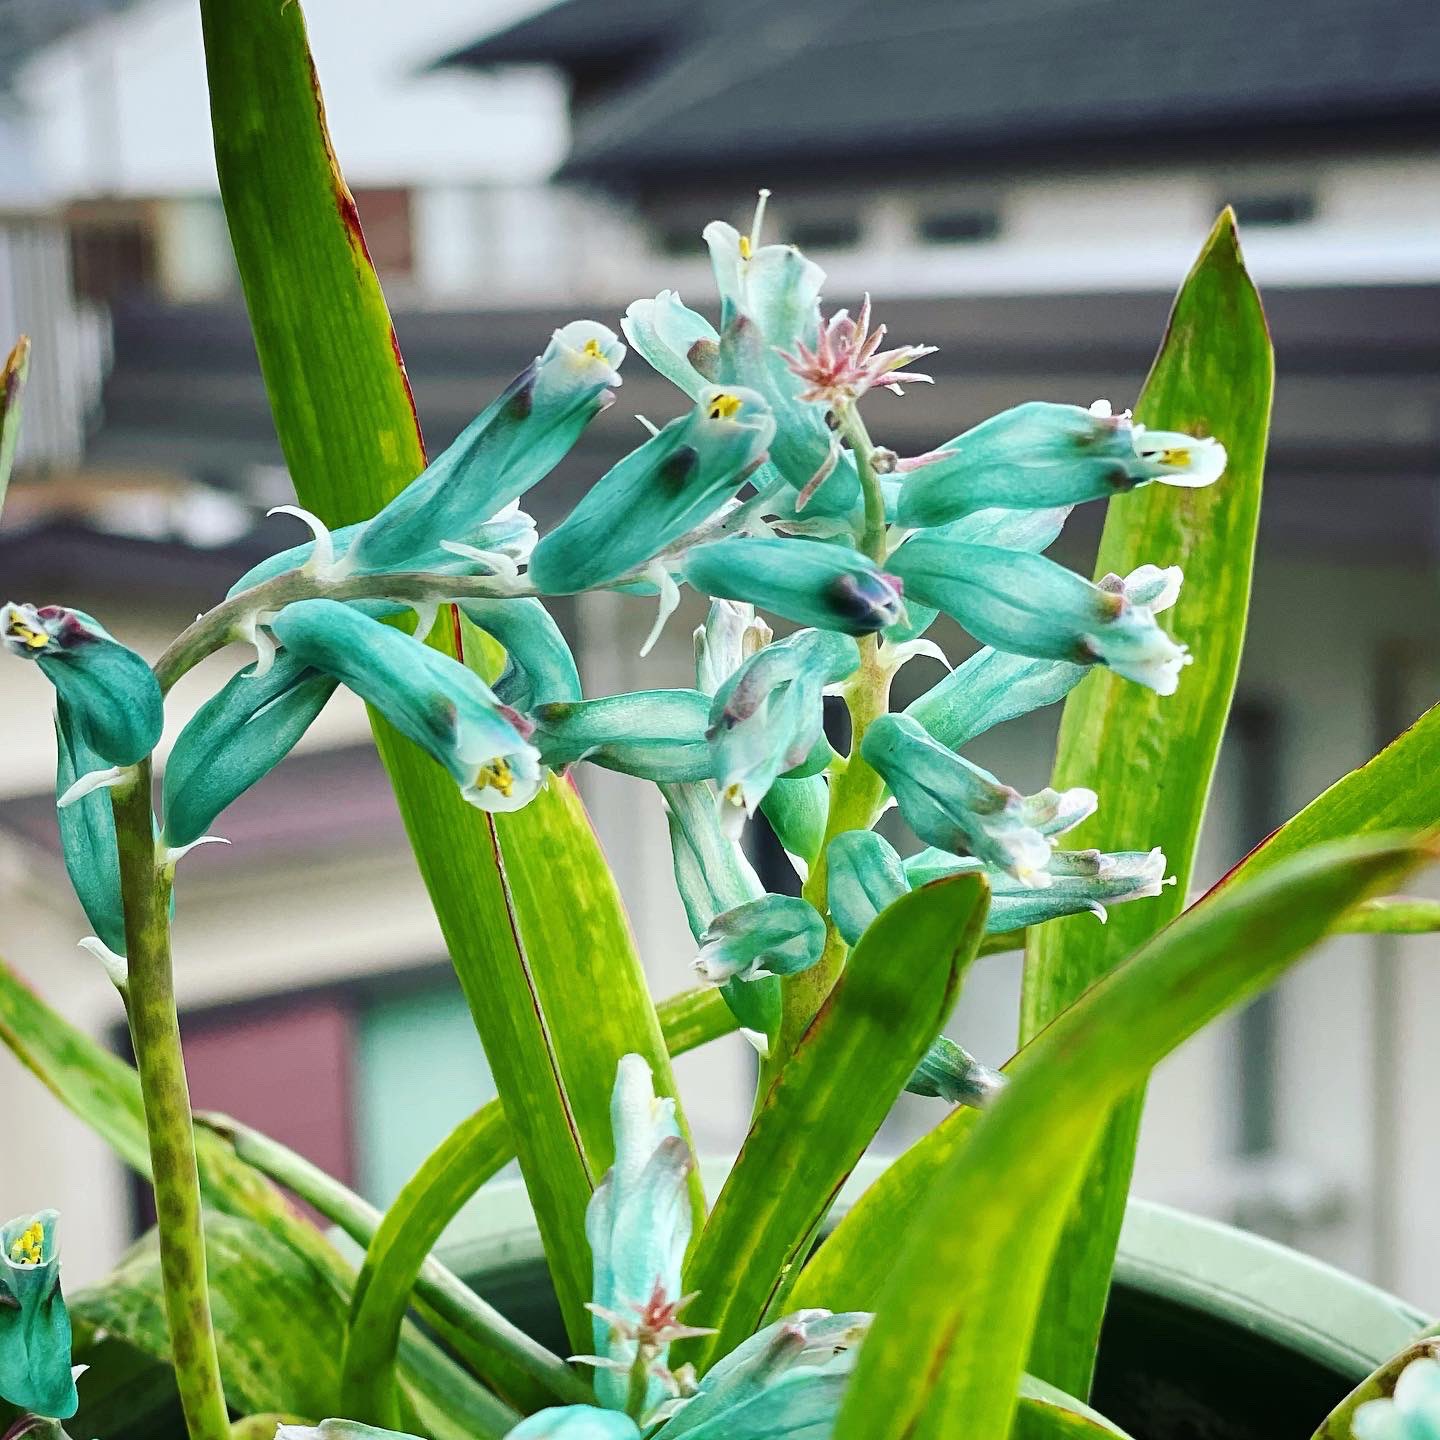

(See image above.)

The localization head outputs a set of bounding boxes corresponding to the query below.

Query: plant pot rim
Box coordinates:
[433,1155,1431,1385]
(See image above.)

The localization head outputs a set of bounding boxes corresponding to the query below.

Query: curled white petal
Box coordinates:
[409,600,440,645]
[639,561,681,659]
[267,504,336,575]
[78,936,128,990]
[161,835,231,867]
[886,636,952,676]
[439,538,521,582]
[238,611,279,678]
[58,765,127,809]
[740,1026,770,1058]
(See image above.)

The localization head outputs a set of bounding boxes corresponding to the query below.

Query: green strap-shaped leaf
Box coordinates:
[789,704,1440,1318]
[1019,209,1273,1393]
[200,0,698,1361]
[680,875,989,1370]
[831,834,1432,1440]
[1015,1375,1135,1439]
[0,956,512,1440]
[0,335,29,518]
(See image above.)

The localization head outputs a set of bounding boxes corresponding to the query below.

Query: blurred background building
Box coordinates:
[1,0,1438,1310]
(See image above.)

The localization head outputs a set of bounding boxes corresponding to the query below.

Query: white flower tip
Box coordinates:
[161,835,231,867]
[267,504,337,574]
[78,936,127,990]
[638,562,681,659]
[740,1026,770,1058]
[58,765,128,808]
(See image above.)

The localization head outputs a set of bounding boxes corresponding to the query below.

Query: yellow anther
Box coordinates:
[582,337,605,361]
[1158,447,1192,468]
[6,620,49,650]
[476,757,515,797]
[707,392,744,422]
[8,1221,44,1266]
[738,235,752,260]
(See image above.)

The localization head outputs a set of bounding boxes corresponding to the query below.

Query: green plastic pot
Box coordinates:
[437,1161,1431,1440]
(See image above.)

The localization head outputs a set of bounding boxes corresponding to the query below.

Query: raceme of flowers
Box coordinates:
[0,202,1221,1421]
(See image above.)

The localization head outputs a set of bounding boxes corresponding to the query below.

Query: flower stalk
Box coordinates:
[110,761,230,1440]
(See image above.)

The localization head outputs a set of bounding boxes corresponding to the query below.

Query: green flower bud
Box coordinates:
[760,776,829,866]
[457,598,582,712]
[54,701,126,959]
[826,831,910,947]
[861,713,1094,884]
[895,400,1224,529]
[0,1212,77,1419]
[694,895,826,985]
[3,604,162,767]
[533,691,712,782]
[906,1037,1006,1108]
[887,539,1191,694]
[161,654,338,849]
[708,628,857,823]
[681,538,905,636]
[269,600,541,812]
[527,386,775,594]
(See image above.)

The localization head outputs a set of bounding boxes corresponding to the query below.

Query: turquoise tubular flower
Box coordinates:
[527,386,775,595]
[694,894,826,984]
[661,782,779,1043]
[458,598,582,712]
[54,701,126,959]
[934,503,1073,552]
[506,1409,641,1439]
[621,291,718,400]
[904,846,1172,931]
[161,654,338,849]
[533,691,712,782]
[1354,1357,1440,1440]
[887,539,1191,694]
[3,604,162,768]
[659,1309,866,1439]
[907,563,1184,747]
[708,629,857,822]
[760,776,829,865]
[269,600,541,812]
[0,1212,77,1420]
[682,538,905,636]
[584,1056,696,1416]
[895,399,1225,529]
[229,504,536,596]
[861,714,1094,884]
[907,1037,1006,1108]
[826,831,909,947]
[345,321,624,575]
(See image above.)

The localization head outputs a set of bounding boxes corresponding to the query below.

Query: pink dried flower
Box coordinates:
[778,294,937,406]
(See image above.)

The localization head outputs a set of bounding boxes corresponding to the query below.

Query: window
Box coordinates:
[785,216,861,252]
[1226,192,1316,228]
[917,208,1001,245]
[351,188,415,280]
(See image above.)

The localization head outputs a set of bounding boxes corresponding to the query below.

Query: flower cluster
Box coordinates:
[1,196,1220,1062]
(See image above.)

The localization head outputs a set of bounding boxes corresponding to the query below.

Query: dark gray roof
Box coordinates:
[0,0,138,84]
[445,0,1440,184]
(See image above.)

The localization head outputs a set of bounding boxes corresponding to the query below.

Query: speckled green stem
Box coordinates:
[112,762,231,1440]
[776,407,894,1063]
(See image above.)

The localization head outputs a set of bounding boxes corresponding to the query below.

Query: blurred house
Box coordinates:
[0,0,1438,1309]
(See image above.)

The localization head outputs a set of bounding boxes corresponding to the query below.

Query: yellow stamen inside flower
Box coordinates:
[475,758,514,797]
[1158,447,1192,468]
[9,1221,44,1266]
[707,392,743,422]
[6,619,49,650]
[738,235,752,261]
[581,337,605,361]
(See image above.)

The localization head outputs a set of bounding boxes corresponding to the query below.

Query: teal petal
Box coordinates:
[826,831,909,947]
[4,605,162,767]
[861,713,1095,883]
[907,647,1086,751]
[533,691,712,782]
[528,386,775,594]
[681,538,904,636]
[458,598,582,712]
[693,600,772,698]
[708,629,857,820]
[585,1057,693,1415]
[906,1037,1006,1108]
[161,654,337,848]
[0,1212,77,1419]
[661,782,779,1043]
[759,775,829,866]
[269,600,542,811]
[887,539,1191,694]
[53,701,126,957]
[621,291,718,400]
[506,1408,641,1439]
[895,400,1224,529]
[694,894,826,985]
